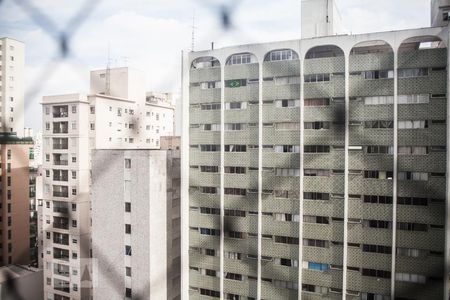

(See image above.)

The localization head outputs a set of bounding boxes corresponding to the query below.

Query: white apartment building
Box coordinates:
[91,148,180,300]
[0,37,24,137]
[41,67,174,300]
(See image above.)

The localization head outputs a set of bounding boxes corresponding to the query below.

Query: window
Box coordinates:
[304,145,330,153]
[200,228,220,236]
[71,106,77,114]
[366,146,394,154]
[398,197,427,206]
[276,99,299,108]
[201,103,221,110]
[225,102,247,110]
[398,146,428,155]
[398,120,428,129]
[228,53,252,65]
[362,244,392,254]
[275,213,300,222]
[200,81,221,89]
[303,239,328,248]
[304,121,330,130]
[397,247,427,258]
[124,159,131,169]
[275,122,300,130]
[225,209,246,217]
[125,202,131,212]
[398,171,428,181]
[274,76,300,85]
[224,145,246,152]
[303,215,329,224]
[398,94,429,104]
[304,192,329,201]
[364,171,393,180]
[200,288,220,297]
[306,261,329,272]
[363,70,394,79]
[200,166,219,173]
[203,124,221,131]
[274,145,300,153]
[304,73,331,83]
[224,272,243,281]
[265,49,298,61]
[125,245,132,256]
[398,68,428,78]
[90,123,95,130]
[364,120,393,129]
[363,220,392,229]
[364,95,394,105]
[362,268,391,279]
[224,188,246,196]
[224,166,245,174]
[363,195,393,204]
[275,168,300,177]
[395,273,426,284]
[224,123,245,131]
[200,145,220,152]
[397,222,428,232]
[125,224,131,234]
[200,207,220,215]
[125,288,132,298]
[275,236,299,245]
[304,98,330,107]
[201,186,217,194]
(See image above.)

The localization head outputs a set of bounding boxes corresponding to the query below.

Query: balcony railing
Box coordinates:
[53,160,68,166]
[53,127,68,134]
[53,252,69,262]
[53,222,69,230]
[53,236,69,246]
[54,265,70,277]
[53,175,69,182]
[53,191,68,198]
[53,144,68,150]
[53,207,68,214]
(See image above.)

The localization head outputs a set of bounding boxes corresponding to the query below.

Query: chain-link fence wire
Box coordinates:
[0,0,445,299]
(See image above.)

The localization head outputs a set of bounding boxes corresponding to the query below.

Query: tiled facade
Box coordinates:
[182,26,449,300]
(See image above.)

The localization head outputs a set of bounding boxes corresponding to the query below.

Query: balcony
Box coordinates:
[53,143,68,150]
[53,203,69,214]
[53,106,69,118]
[53,154,69,166]
[53,233,69,245]
[53,186,69,198]
[53,172,69,182]
[54,263,70,277]
[53,248,69,261]
[53,122,69,134]
[53,217,69,230]
[54,278,70,293]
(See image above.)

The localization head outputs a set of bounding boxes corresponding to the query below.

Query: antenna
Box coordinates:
[191,10,196,52]
[105,43,111,96]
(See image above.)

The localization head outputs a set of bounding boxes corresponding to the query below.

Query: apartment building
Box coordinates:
[181,1,449,299]
[91,148,180,300]
[41,67,174,300]
[0,133,33,266]
[0,37,25,137]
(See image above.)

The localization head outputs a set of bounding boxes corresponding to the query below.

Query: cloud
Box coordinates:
[0,0,431,132]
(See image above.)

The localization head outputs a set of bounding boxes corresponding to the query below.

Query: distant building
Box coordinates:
[0,133,33,266]
[91,148,180,300]
[161,136,181,150]
[0,38,25,137]
[41,67,175,300]
[0,264,43,300]
[431,0,450,27]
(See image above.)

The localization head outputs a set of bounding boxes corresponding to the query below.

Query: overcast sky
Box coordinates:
[0,0,430,133]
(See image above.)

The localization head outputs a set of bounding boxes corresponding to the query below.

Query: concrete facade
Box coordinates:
[0,264,43,300]
[181,22,450,300]
[91,149,180,300]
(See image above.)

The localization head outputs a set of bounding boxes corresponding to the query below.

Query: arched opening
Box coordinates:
[305,45,344,59]
[191,56,220,69]
[264,49,299,62]
[225,52,258,65]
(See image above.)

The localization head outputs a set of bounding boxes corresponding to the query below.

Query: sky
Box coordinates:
[0,0,430,134]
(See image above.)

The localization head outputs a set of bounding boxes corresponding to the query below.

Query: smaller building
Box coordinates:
[91,148,180,300]
[161,136,180,150]
[0,133,33,266]
[0,264,43,300]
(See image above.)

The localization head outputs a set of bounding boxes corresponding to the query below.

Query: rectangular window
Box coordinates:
[304,121,330,130]
[224,145,246,152]
[398,94,429,104]
[363,70,394,79]
[225,102,247,110]
[304,98,330,107]
[364,96,394,105]
[276,99,299,108]
[200,103,221,110]
[275,122,300,130]
[398,68,428,78]
[304,73,331,83]
[398,120,428,129]
[224,123,245,131]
